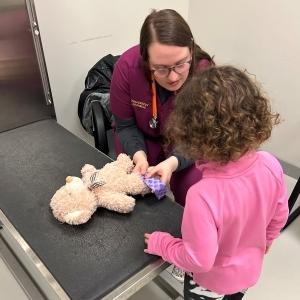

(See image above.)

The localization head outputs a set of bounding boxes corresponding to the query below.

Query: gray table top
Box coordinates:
[0,119,183,300]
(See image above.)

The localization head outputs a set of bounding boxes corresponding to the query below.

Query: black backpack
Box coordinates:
[78,54,120,135]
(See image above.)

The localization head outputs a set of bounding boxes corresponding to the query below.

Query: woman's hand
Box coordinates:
[133,150,149,175]
[146,156,179,184]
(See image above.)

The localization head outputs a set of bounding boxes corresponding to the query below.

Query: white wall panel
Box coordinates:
[189,0,300,167]
[34,0,188,144]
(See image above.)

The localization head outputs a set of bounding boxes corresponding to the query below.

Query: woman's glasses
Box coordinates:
[151,58,192,78]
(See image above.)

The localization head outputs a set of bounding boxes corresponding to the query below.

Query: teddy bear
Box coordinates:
[50,153,151,225]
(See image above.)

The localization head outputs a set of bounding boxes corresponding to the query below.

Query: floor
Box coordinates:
[0,175,299,300]
[0,258,29,300]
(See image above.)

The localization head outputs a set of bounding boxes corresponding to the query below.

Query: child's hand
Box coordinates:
[146,156,178,184]
[144,233,151,253]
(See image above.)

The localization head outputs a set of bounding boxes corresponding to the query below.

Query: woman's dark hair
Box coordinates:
[164,66,281,164]
[140,9,213,74]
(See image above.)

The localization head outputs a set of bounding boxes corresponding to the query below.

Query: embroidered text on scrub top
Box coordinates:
[131,99,149,109]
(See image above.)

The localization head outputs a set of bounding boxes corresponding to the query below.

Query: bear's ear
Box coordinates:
[81,164,97,175]
[116,153,134,173]
[116,153,131,163]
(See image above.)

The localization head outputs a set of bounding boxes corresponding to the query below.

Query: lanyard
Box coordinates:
[149,73,158,129]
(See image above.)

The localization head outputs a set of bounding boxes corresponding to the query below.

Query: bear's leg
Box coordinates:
[96,191,135,213]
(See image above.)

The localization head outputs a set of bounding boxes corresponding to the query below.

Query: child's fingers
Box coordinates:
[145,167,157,178]
[158,173,169,184]
[147,166,154,173]
[144,233,151,245]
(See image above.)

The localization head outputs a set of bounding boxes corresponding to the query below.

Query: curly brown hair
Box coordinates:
[165,66,280,164]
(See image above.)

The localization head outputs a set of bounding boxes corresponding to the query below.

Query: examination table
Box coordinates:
[0,119,183,300]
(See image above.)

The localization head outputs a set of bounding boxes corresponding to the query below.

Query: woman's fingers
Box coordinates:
[133,162,149,175]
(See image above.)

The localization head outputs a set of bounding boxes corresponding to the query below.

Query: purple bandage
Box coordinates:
[142,176,168,200]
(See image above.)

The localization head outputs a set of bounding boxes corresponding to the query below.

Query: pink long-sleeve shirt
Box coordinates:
[147,151,289,294]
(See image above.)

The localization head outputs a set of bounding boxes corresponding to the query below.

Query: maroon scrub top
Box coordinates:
[110,45,210,165]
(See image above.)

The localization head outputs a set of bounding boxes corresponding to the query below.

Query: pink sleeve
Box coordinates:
[266,172,289,246]
[110,59,134,119]
[147,189,218,273]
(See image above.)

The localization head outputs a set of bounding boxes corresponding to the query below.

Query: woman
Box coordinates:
[110,9,214,206]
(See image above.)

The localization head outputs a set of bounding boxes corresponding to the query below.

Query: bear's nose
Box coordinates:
[66,176,73,183]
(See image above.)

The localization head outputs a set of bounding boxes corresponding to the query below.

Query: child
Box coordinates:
[144,66,289,299]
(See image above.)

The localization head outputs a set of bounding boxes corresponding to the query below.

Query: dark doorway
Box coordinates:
[0,0,55,132]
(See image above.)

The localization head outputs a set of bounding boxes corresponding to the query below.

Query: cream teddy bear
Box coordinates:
[50,154,150,225]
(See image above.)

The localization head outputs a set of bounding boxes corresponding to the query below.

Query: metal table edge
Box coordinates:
[0,209,69,299]
[0,209,168,300]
